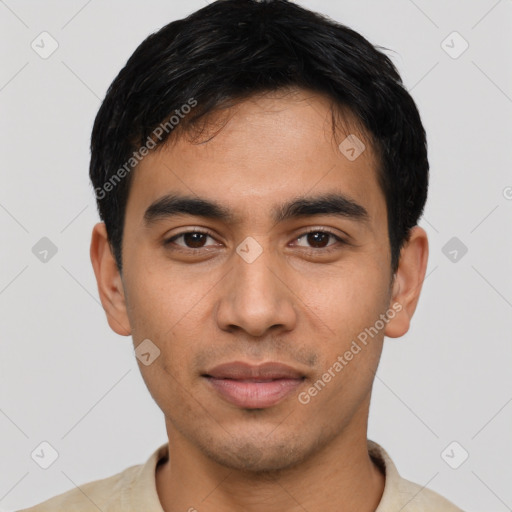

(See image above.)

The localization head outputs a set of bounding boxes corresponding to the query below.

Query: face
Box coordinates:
[93,89,424,473]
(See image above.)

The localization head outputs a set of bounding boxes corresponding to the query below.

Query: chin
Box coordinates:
[196,430,320,474]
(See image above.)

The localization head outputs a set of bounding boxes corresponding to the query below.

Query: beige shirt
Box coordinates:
[19,440,464,511]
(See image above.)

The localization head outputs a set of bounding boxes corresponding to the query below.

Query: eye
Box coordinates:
[165,230,220,249]
[293,229,345,249]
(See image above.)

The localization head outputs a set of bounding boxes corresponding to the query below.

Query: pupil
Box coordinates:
[307,232,329,248]
[185,233,206,248]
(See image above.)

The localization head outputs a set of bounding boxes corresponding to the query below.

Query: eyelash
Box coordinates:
[164,228,347,252]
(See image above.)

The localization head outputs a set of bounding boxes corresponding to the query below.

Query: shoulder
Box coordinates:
[393,474,465,511]
[17,443,168,511]
[16,463,143,512]
[368,440,465,512]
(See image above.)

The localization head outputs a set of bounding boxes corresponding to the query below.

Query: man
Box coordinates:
[20,0,465,510]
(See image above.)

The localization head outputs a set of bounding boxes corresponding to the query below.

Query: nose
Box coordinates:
[215,245,298,337]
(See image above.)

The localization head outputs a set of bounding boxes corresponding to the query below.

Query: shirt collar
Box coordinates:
[128,439,405,511]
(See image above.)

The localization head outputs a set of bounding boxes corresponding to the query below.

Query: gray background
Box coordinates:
[1,1,511,510]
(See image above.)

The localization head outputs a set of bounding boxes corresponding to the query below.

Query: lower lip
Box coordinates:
[204,377,304,409]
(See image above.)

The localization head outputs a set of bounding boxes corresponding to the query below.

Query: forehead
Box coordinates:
[125,89,385,225]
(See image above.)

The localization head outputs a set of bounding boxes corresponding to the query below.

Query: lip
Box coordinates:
[203,361,305,409]
[205,361,304,380]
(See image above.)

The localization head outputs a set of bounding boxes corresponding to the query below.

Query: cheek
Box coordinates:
[300,269,387,413]
[295,259,390,335]
[124,263,212,376]
[124,258,206,337]
[126,276,201,410]
[136,354,197,426]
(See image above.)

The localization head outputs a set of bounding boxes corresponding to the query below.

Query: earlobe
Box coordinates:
[384,226,429,339]
[90,222,132,336]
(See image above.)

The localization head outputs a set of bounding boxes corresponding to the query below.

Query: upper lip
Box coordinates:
[204,361,305,380]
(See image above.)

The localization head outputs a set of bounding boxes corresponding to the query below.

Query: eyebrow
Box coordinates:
[143,193,369,226]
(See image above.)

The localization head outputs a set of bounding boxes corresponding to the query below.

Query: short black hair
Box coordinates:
[90,0,428,273]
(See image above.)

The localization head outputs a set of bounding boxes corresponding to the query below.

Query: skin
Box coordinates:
[90,88,428,512]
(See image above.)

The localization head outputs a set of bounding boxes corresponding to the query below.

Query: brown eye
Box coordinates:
[165,231,218,249]
[294,230,342,249]
[182,232,208,248]
[306,232,331,248]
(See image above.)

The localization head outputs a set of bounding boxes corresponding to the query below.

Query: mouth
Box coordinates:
[202,361,306,409]
[203,376,306,409]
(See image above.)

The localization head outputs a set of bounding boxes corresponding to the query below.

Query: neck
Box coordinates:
[156,413,385,512]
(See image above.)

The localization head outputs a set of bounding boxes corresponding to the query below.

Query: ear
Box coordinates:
[384,226,429,338]
[90,222,131,336]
